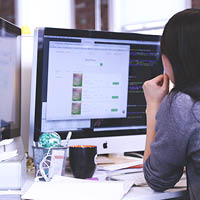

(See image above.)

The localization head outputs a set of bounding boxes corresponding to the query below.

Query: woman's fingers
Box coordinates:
[164,73,169,86]
[162,73,169,91]
[142,74,169,108]
[152,74,164,84]
[143,74,164,89]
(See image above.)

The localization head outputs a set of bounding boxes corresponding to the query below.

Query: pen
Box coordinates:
[65,131,72,147]
[106,176,119,181]
[106,171,143,181]
[121,171,143,175]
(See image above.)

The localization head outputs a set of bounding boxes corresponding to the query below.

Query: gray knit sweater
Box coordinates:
[143,92,200,200]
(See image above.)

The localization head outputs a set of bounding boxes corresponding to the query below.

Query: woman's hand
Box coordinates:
[143,74,169,111]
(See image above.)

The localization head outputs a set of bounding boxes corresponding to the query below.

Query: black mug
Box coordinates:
[69,145,97,179]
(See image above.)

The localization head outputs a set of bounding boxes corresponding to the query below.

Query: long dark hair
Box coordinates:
[161,9,200,100]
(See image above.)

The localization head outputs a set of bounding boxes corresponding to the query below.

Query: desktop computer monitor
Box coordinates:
[29,28,163,156]
[0,18,21,141]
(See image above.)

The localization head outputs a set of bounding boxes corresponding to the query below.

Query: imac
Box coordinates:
[0,17,21,141]
[29,28,163,156]
[0,18,26,191]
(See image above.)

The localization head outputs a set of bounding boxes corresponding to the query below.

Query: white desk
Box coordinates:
[0,170,187,200]
[95,168,187,200]
[19,171,187,200]
[123,186,187,200]
[123,172,187,199]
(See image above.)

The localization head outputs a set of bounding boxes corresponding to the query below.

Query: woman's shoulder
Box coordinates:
[160,91,200,122]
[169,91,193,107]
[162,91,192,108]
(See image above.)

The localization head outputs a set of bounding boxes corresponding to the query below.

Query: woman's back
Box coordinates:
[144,91,200,200]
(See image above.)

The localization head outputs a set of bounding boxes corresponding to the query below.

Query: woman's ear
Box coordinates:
[162,54,175,83]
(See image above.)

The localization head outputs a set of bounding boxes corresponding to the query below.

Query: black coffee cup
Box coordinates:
[69,145,97,179]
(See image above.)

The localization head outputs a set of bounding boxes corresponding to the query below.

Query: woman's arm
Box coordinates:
[143,108,158,162]
[142,74,169,162]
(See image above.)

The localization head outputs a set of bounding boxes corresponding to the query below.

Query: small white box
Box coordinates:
[0,155,26,190]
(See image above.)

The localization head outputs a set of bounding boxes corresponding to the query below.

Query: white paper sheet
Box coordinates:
[22,175,134,200]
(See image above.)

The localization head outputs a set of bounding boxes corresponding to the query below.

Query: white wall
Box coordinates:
[16,0,74,30]
[21,35,34,152]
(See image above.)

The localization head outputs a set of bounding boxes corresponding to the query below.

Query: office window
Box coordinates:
[110,0,191,34]
[0,0,15,24]
[75,0,95,30]
[101,0,108,30]
[192,0,200,7]
[74,0,108,30]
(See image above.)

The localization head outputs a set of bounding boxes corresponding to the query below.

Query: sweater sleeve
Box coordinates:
[143,94,193,191]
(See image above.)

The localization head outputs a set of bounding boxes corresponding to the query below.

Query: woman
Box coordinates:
[143,9,200,200]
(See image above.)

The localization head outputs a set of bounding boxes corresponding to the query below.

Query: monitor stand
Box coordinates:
[0,136,26,190]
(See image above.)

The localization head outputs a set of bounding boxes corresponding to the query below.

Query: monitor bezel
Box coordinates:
[0,17,21,36]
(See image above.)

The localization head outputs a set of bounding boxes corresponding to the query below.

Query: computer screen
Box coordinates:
[30,28,163,155]
[0,18,21,141]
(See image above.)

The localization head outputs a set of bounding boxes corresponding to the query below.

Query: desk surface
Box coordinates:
[0,171,187,200]
[20,171,187,200]
[94,169,187,200]
[123,171,187,200]
[123,186,187,200]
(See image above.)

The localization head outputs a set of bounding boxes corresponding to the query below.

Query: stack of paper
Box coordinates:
[22,175,134,200]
